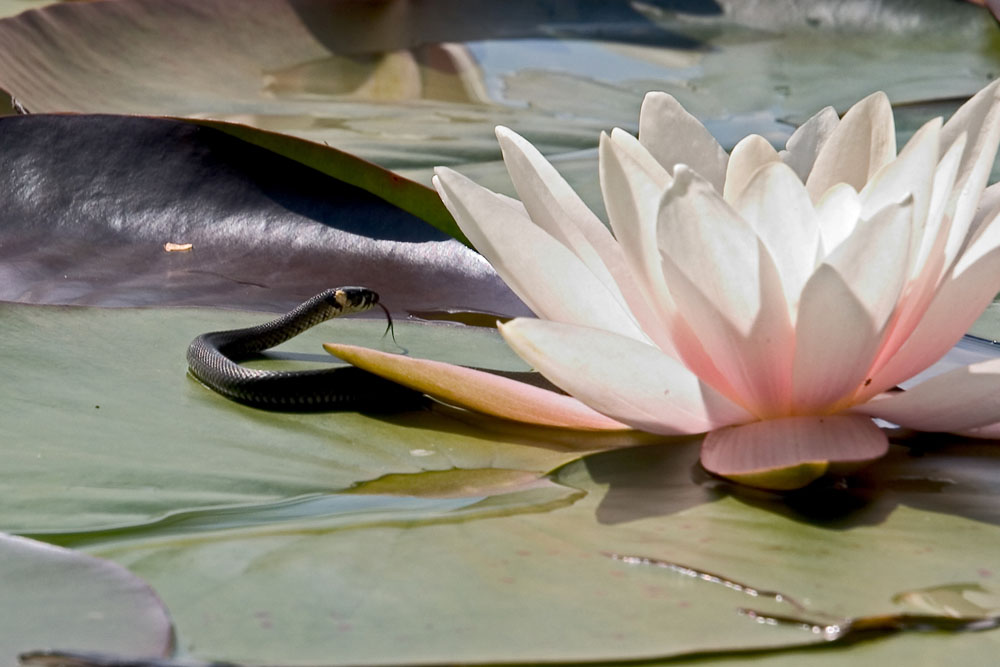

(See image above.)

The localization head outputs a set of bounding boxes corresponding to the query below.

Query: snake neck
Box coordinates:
[211,288,375,359]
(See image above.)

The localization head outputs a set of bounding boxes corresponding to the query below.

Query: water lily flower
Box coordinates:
[327,79,1000,490]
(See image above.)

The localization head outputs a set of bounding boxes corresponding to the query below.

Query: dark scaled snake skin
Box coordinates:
[186,287,424,411]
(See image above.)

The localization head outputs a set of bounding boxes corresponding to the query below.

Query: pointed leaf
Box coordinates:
[325,341,631,431]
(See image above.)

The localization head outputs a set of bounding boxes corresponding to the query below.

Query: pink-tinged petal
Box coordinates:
[722,134,781,203]
[814,183,861,254]
[433,167,648,342]
[806,91,897,202]
[658,166,795,417]
[863,134,966,376]
[854,358,1000,431]
[791,265,879,413]
[499,318,752,435]
[858,213,1000,399]
[793,197,912,413]
[941,78,1000,263]
[638,91,729,191]
[701,415,889,490]
[324,343,630,431]
[733,161,821,308]
[780,105,839,182]
[792,200,911,413]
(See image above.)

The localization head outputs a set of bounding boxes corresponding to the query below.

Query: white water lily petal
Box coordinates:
[499,318,752,435]
[433,168,648,342]
[781,105,839,182]
[722,134,781,203]
[967,181,1000,249]
[910,131,966,280]
[734,161,821,308]
[609,127,672,188]
[791,197,911,413]
[495,126,674,353]
[859,212,1000,399]
[597,139,738,395]
[941,78,1000,264]
[860,117,939,278]
[825,196,913,331]
[595,131,682,355]
[658,166,794,417]
[860,117,938,221]
[863,133,968,378]
[791,266,879,414]
[638,91,729,191]
[855,358,1000,431]
[806,91,896,202]
[701,415,889,489]
[814,183,862,255]
[495,126,621,295]
[599,132,666,309]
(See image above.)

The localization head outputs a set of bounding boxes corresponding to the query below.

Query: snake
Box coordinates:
[186,287,425,411]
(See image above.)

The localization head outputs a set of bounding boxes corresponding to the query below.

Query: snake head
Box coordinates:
[326,286,379,313]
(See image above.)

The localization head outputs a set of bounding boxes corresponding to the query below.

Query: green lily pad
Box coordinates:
[0,533,173,664]
[0,300,654,533]
[47,436,997,665]
[5,301,1000,664]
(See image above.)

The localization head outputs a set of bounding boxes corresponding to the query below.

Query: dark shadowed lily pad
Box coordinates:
[0,113,527,316]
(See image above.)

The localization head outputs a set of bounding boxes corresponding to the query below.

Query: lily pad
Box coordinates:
[0,0,996,180]
[0,533,173,664]
[0,113,526,316]
[51,436,1000,665]
[0,300,655,533]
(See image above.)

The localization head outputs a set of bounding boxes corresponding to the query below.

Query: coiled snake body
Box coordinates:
[186,287,423,411]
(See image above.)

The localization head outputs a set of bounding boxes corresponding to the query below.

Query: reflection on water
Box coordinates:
[894,583,1000,618]
[262,43,489,104]
[27,471,584,550]
[610,551,1000,645]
